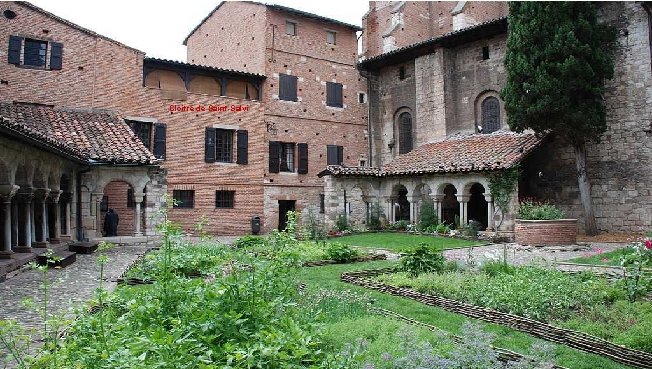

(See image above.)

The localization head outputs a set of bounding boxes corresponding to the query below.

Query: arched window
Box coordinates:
[481,97,501,134]
[398,112,413,154]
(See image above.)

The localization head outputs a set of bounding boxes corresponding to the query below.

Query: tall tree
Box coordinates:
[501,2,615,235]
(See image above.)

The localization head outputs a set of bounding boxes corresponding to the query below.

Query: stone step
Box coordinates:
[69,241,99,254]
[36,250,76,268]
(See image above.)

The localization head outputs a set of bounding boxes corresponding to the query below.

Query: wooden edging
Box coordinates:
[341,268,652,369]
[370,307,568,369]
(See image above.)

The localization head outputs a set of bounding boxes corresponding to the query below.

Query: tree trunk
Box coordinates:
[573,140,599,235]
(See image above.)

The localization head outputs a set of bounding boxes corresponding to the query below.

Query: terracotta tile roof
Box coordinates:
[0,102,157,165]
[319,132,543,178]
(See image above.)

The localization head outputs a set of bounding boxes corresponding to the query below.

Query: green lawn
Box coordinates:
[330,232,483,252]
[565,248,632,267]
[297,261,635,369]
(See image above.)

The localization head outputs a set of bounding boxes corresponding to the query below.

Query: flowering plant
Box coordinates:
[620,238,652,302]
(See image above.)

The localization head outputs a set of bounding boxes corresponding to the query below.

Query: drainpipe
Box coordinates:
[76,166,92,241]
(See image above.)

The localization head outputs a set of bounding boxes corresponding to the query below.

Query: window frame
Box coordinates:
[172,190,195,209]
[279,142,295,172]
[23,38,48,67]
[215,129,234,163]
[279,73,298,102]
[398,111,413,155]
[481,96,501,134]
[126,120,153,150]
[286,21,297,36]
[326,82,343,108]
[215,190,235,208]
[326,30,336,45]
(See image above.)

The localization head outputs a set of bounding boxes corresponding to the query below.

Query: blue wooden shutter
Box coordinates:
[205,128,216,163]
[8,36,22,65]
[236,130,248,164]
[50,42,63,70]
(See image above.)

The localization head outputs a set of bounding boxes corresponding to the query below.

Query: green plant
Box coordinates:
[194,215,212,240]
[480,260,516,277]
[435,222,450,235]
[304,207,327,241]
[518,199,565,220]
[488,165,520,230]
[336,212,350,232]
[418,198,438,230]
[388,220,409,231]
[327,242,358,262]
[619,239,652,302]
[463,219,483,238]
[234,235,266,249]
[400,243,445,278]
[368,203,384,231]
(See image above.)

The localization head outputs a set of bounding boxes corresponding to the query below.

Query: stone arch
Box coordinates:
[437,183,460,227]
[413,182,433,224]
[347,183,369,226]
[0,159,12,185]
[391,183,410,222]
[102,180,139,237]
[32,165,49,189]
[393,107,414,155]
[474,90,506,134]
[189,75,221,96]
[144,69,186,91]
[15,164,34,187]
[464,182,488,230]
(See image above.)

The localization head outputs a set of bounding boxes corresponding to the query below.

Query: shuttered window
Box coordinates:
[205,128,247,164]
[398,112,413,154]
[297,143,308,174]
[8,36,22,65]
[279,74,298,101]
[215,129,233,162]
[153,123,166,159]
[236,130,248,164]
[8,36,62,70]
[481,97,501,134]
[215,191,235,208]
[269,141,302,173]
[205,128,216,162]
[269,141,280,173]
[127,120,153,149]
[327,145,344,165]
[24,39,47,67]
[326,82,343,107]
[173,190,194,208]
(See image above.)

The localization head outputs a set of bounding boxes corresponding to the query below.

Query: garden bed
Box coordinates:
[515,219,578,246]
[341,266,652,368]
[329,232,484,252]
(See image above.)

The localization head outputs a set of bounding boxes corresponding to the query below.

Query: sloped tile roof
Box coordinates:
[319,132,543,177]
[0,102,157,165]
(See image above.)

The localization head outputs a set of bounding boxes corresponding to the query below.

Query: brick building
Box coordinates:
[323,2,652,235]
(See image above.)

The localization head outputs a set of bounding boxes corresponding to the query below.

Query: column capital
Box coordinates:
[33,188,51,202]
[49,189,63,203]
[456,195,470,202]
[432,194,444,202]
[17,187,34,203]
[483,194,493,202]
[134,192,145,203]
[0,184,20,201]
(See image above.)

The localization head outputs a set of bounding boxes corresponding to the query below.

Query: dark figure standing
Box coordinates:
[103,208,119,237]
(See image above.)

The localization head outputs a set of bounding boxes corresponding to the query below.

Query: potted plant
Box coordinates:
[514,199,577,246]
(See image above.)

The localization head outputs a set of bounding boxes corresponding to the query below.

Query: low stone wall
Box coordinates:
[514,219,577,246]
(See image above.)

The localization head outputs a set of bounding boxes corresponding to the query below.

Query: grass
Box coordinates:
[564,248,632,267]
[297,260,635,369]
[330,232,482,252]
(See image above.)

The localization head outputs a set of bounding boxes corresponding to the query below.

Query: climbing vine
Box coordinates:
[488,165,520,231]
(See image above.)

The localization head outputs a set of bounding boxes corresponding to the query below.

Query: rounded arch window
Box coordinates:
[398,112,413,154]
[481,96,501,134]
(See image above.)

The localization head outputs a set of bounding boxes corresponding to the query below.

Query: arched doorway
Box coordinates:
[394,185,410,222]
[102,180,143,236]
[467,183,488,230]
[441,184,460,227]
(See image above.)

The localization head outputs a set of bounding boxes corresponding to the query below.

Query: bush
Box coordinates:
[388,220,410,231]
[418,198,438,230]
[368,202,384,231]
[336,213,350,231]
[435,223,451,235]
[234,235,266,249]
[518,199,565,220]
[463,219,483,238]
[326,242,358,262]
[400,243,445,278]
[480,260,516,276]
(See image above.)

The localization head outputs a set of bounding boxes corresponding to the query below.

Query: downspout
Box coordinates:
[76,166,92,241]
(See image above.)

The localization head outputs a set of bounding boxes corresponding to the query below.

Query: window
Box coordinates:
[173,190,194,208]
[24,39,47,67]
[215,190,235,208]
[358,92,366,104]
[481,97,501,133]
[8,36,62,70]
[100,195,109,213]
[359,159,366,167]
[286,21,296,36]
[319,194,325,214]
[398,112,413,154]
[482,46,490,60]
[327,145,344,165]
[269,141,308,173]
[399,66,406,80]
[279,73,298,101]
[127,120,152,148]
[326,82,343,108]
[126,120,166,160]
[127,188,135,208]
[205,128,248,164]
[326,30,336,45]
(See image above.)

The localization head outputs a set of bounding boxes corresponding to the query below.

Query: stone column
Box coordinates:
[33,188,50,248]
[432,195,444,223]
[0,185,19,259]
[15,189,34,253]
[457,195,470,226]
[65,200,71,236]
[134,193,144,236]
[408,197,419,224]
[30,201,35,246]
[385,198,393,224]
[11,199,18,249]
[484,194,494,231]
[92,193,104,238]
[49,190,62,243]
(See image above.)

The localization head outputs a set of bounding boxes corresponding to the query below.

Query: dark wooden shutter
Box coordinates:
[327,145,338,165]
[326,82,343,107]
[269,141,280,173]
[8,36,22,65]
[236,130,248,164]
[334,83,343,107]
[153,123,166,159]
[297,143,308,174]
[337,145,344,165]
[279,74,297,101]
[50,42,63,70]
[205,128,216,163]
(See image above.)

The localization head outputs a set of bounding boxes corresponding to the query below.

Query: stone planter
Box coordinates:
[514,219,578,246]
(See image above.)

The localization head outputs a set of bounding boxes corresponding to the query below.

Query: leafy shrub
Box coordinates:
[327,242,358,262]
[480,260,516,276]
[400,243,445,277]
[368,203,384,230]
[463,219,483,238]
[388,220,410,231]
[336,213,350,231]
[234,235,266,249]
[303,208,327,241]
[435,223,451,235]
[418,198,438,230]
[518,199,565,220]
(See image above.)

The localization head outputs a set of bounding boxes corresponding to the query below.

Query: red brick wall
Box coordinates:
[102,181,135,236]
[514,219,578,246]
